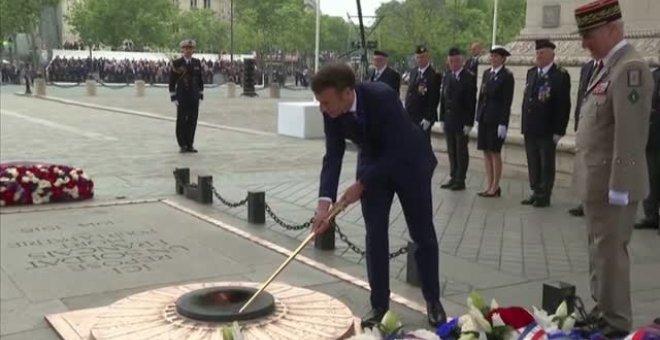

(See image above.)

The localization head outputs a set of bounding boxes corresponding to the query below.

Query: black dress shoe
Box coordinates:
[568,205,584,217]
[426,301,447,327]
[360,308,387,329]
[187,147,198,153]
[441,180,454,189]
[179,147,188,153]
[450,182,466,191]
[634,219,659,230]
[533,198,550,207]
[482,188,501,198]
[521,196,536,205]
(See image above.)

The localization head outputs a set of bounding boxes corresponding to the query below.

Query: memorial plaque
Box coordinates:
[0,202,246,301]
[542,5,561,28]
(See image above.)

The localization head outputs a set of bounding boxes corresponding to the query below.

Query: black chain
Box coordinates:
[211,186,248,208]
[334,224,409,259]
[264,202,312,231]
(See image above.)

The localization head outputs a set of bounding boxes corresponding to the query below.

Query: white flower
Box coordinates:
[461,317,479,333]
[407,329,440,340]
[38,180,52,189]
[458,333,479,340]
[347,327,382,340]
[0,200,5,206]
[561,314,576,332]
[469,305,492,333]
[491,313,505,327]
[6,168,18,178]
[0,186,5,192]
[458,314,472,327]
[63,186,79,199]
[490,299,499,310]
[532,306,558,333]
[554,301,568,318]
[32,192,44,205]
[0,177,9,182]
[69,170,79,181]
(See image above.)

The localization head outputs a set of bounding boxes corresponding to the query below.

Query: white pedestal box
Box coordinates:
[277,101,324,139]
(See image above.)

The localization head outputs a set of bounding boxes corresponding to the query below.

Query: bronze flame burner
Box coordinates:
[175,286,275,322]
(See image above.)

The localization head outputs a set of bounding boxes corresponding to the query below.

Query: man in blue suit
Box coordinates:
[310,63,446,328]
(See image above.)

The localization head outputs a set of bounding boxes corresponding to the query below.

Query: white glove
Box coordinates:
[553,134,561,144]
[440,122,445,130]
[463,125,472,136]
[497,124,507,139]
[608,190,629,206]
[420,119,431,131]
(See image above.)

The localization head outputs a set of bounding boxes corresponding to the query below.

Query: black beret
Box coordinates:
[416,45,428,54]
[490,45,511,57]
[535,39,556,50]
[373,50,388,57]
[448,47,463,56]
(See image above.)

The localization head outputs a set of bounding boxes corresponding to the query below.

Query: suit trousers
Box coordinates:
[360,165,440,311]
[524,136,556,200]
[445,130,469,182]
[643,147,660,222]
[176,101,199,148]
[582,201,637,332]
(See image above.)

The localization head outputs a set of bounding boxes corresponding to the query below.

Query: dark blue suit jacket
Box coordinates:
[319,82,437,201]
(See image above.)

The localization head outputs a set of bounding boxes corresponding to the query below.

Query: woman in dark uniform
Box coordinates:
[476,46,514,197]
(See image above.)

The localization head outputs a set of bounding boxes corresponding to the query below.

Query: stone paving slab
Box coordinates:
[0,201,429,338]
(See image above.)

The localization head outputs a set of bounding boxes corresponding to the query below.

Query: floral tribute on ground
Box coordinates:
[0,162,94,206]
[345,291,660,340]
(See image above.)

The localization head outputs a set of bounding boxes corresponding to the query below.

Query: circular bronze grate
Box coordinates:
[90,281,356,339]
[175,286,276,322]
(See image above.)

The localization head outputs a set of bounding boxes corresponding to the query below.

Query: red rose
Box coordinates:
[487,307,535,329]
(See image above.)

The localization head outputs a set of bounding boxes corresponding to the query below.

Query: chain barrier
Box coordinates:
[264,202,312,231]
[47,81,82,88]
[210,185,408,260]
[334,224,408,259]
[211,186,248,208]
[96,80,131,89]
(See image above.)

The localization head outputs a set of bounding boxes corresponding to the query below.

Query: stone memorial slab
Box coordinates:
[0,202,246,301]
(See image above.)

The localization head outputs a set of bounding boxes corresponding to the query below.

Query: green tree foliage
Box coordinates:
[67,0,177,49]
[373,0,526,66]
[0,0,60,38]
[172,9,229,53]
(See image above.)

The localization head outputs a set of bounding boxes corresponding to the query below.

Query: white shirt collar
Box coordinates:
[349,90,357,113]
[603,39,628,67]
[418,63,430,74]
[490,65,503,74]
[454,67,463,77]
[538,62,554,75]
[376,65,387,74]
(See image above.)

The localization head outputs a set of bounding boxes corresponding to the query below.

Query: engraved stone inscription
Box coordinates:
[542,5,561,28]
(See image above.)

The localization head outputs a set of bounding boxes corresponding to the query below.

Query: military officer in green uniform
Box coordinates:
[572,0,654,336]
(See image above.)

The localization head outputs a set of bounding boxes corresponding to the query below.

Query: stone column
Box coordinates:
[85,79,97,96]
[227,82,236,98]
[35,78,47,96]
[135,80,145,97]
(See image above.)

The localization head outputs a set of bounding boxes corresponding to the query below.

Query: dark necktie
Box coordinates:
[341,113,362,144]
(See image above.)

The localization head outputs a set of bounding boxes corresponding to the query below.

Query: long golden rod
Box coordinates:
[238,202,346,313]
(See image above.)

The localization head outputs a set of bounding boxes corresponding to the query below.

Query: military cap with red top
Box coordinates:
[574,0,623,33]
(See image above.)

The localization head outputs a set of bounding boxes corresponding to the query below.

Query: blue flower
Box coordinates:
[436,317,459,339]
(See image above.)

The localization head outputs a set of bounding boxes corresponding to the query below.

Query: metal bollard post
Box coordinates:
[405,241,420,287]
[269,83,280,98]
[198,176,213,204]
[314,225,335,250]
[85,79,97,96]
[173,168,190,195]
[135,80,145,97]
[247,191,265,224]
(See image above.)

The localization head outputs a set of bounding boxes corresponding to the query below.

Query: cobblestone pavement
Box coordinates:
[1,85,659,334]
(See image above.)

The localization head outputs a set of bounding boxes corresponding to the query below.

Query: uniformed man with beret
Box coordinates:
[572,0,654,335]
[520,39,571,207]
[439,47,477,191]
[169,39,204,153]
[405,45,441,139]
[370,50,401,94]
